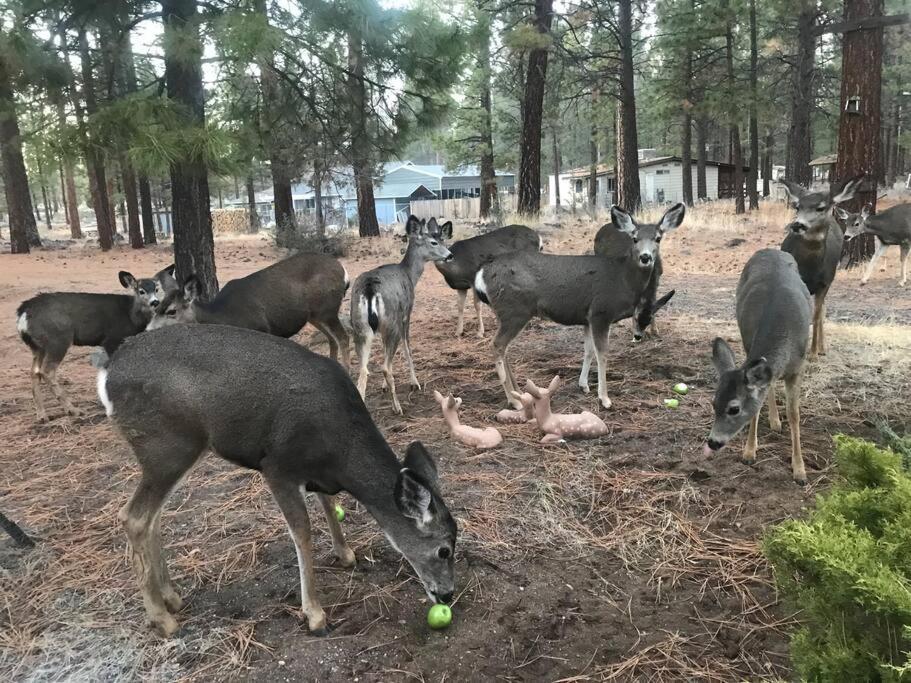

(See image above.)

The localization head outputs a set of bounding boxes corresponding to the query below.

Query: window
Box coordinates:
[474,187,481,197]
[656,169,670,176]
[575,179,583,192]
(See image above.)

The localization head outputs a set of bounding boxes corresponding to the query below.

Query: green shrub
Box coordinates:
[764,436,911,682]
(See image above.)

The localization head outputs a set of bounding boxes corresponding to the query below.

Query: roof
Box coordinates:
[810,154,837,166]
[385,160,515,179]
[560,156,749,178]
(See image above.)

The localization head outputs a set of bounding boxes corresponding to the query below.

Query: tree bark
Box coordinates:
[121,160,143,248]
[60,145,82,238]
[588,117,598,209]
[748,0,760,209]
[786,4,815,186]
[696,116,708,199]
[724,7,745,213]
[682,111,693,207]
[478,12,497,219]
[246,174,260,233]
[837,0,884,265]
[348,26,380,237]
[162,0,218,297]
[0,54,38,253]
[58,163,68,224]
[37,156,52,231]
[312,158,325,235]
[517,0,554,216]
[138,176,157,243]
[763,130,774,196]
[78,29,115,250]
[551,126,561,208]
[616,0,641,212]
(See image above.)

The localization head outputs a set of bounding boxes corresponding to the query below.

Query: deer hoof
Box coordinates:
[770,419,782,433]
[151,612,180,638]
[67,407,84,418]
[336,548,356,568]
[860,279,868,287]
[599,397,612,410]
[163,591,184,613]
[579,382,590,394]
[306,611,329,636]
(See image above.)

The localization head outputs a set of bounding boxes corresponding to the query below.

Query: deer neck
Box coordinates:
[130,299,153,328]
[400,244,427,284]
[532,398,555,429]
[441,410,461,431]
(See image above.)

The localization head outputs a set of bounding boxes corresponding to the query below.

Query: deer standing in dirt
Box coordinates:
[16,266,176,421]
[351,215,452,414]
[836,203,911,286]
[149,253,350,368]
[474,204,685,410]
[518,376,608,443]
[100,324,457,637]
[433,390,503,449]
[780,175,863,357]
[706,249,812,485]
[434,222,542,337]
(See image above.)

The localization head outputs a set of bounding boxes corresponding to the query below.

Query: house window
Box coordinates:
[575,179,583,192]
[656,169,670,175]
[305,198,315,209]
[474,187,481,197]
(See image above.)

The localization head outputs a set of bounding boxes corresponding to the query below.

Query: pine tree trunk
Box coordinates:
[786,4,815,186]
[748,0,760,210]
[348,26,379,237]
[517,0,554,216]
[837,0,884,265]
[313,159,325,235]
[78,29,115,251]
[107,174,118,234]
[162,0,218,297]
[37,156,52,231]
[0,54,38,253]
[682,111,693,207]
[551,127,561,208]
[138,175,157,244]
[763,130,774,196]
[696,117,708,199]
[58,163,68,224]
[616,0,641,212]
[478,14,497,219]
[725,8,745,213]
[588,119,598,209]
[121,160,143,249]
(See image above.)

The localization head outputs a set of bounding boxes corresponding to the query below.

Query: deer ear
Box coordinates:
[658,203,685,233]
[745,357,772,390]
[834,207,849,221]
[781,179,805,205]
[433,389,444,404]
[403,441,438,485]
[712,337,737,375]
[161,263,176,278]
[454,396,462,409]
[510,390,527,403]
[427,217,439,234]
[525,379,542,398]
[441,221,453,239]
[404,215,422,235]
[395,468,434,525]
[182,275,200,302]
[610,205,637,237]
[548,375,561,393]
[831,174,864,204]
[118,271,137,290]
[861,203,873,220]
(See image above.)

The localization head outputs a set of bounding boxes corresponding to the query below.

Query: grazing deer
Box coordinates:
[474,204,685,410]
[706,249,812,485]
[16,266,176,422]
[433,222,542,337]
[100,324,457,637]
[351,215,452,414]
[780,175,863,357]
[594,219,677,340]
[149,253,350,368]
[432,390,503,449]
[518,376,608,443]
[836,203,911,286]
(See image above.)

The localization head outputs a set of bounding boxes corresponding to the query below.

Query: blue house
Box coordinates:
[232,161,516,226]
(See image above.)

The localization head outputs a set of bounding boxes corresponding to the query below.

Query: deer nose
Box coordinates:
[706,438,724,451]
[787,222,806,234]
[639,253,652,265]
[435,591,453,604]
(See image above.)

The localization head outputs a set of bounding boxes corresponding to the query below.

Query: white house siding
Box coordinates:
[640,162,719,203]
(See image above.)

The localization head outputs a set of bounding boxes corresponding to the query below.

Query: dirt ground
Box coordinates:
[1,203,910,681]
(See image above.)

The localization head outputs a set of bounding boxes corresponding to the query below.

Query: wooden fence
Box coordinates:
[409,194,518,221]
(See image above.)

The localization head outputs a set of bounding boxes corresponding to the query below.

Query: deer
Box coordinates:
[780,175,863,358]
[474,204,685,411]
[705,249,812,485]
[149,252,350,369]
[433,221,543,337]
[495,391,536,425]
[594,218,677,340]
[432,390,503,449]
[99,323,457,637]
[517,376,608,443]
[351,215,452,415]
[16,265,176,422]
[836,202,911,286]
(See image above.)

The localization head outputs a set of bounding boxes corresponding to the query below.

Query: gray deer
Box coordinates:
[474,204,685,410]
[351,215,452,414]
[149,253,350,368]
[780,175,863,357]
[16,265,176,421]
[434,221,542,337]
[99,324,457,637]
[836,203,911,286]
[706,249,812,485]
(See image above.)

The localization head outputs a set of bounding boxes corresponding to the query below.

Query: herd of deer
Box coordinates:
[13,175,909,637]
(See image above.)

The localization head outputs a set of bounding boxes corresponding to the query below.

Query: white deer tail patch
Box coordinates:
[16,311,28,336]
[342,265,350,288]
[538,235,544,251]
[96,368,114,417]
[474,269,490,305]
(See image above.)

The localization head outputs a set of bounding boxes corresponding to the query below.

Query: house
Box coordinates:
[809,154,837,184]
[548,156,751,207]
[232,161,516,226]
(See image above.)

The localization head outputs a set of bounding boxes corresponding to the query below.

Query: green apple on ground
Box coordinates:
[427,603,452,629]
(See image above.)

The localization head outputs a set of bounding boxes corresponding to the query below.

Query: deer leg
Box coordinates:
[578,326,593,394]
[30,350,48,422]
[785,375,806,485]
[814,291,828,356]
[899,243,910,286]
[742,411,760,464]
[402,337,421,390]
[42,353,81,417]
[493,317,527,409]
[473,290,485,338]
[322,316,350,372]
[317,494,355,568]
[149,512,183,613]
[381,332,403,415]
[455,289,467,336]
[861,237,887,285]
[354,327,373,400]
[767,383,782,432]
[264,477,328,635]
[312,322,338,362]
[590,320,613,410]
[649,319,660,338]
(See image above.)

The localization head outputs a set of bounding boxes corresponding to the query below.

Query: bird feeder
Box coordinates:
[845,96,861,115]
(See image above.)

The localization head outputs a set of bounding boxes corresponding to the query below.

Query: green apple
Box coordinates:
[427,603,452,629]
[334,504,345,522]
[664,398,680,409]
[673,383,689,395]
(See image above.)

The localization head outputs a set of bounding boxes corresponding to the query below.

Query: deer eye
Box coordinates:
[816,206,826,212]
[727,404,741,417]
[166,308,177,317]
[437,547,451,560]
